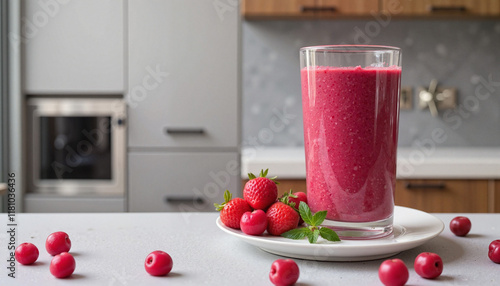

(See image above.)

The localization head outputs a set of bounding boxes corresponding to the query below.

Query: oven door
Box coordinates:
[27,98,126,195]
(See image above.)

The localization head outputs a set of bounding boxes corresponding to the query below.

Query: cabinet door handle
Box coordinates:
[405,183,446,189]
[165,128,205,135]
[428,5,467,13]
[165,196,205,205]
[301,6,337,13]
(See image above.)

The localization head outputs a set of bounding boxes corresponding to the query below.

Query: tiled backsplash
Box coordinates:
[242,20,500,148]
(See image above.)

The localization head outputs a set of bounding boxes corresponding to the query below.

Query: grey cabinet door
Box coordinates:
[128,152,240,212]
[127,0,239,148]
[22,0,124,94]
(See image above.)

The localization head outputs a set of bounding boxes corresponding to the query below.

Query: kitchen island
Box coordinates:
[1,212,499,285]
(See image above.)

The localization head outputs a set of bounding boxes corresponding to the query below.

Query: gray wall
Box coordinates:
[242,19,500,148]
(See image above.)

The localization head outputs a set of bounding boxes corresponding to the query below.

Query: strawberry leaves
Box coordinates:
[248,168,279,184]
[214,190,232,211]
[281,202,341,243]
[278,190,298,209]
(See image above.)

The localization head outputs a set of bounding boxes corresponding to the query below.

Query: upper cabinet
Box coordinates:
[242,0,500,19]
[127,0,239,149]
[382,0,500,16]
[242,0,379,19]
[22,0,124,94]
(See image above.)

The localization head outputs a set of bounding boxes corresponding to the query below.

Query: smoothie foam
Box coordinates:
[301,65,401,222]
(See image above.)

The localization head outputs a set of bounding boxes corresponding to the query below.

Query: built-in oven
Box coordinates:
[27,98,126,196]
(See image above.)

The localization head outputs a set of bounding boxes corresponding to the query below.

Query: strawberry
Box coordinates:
[266,202,300,236]
[215,190,252,229]
[280,190,308,225]
[243,169,278,210]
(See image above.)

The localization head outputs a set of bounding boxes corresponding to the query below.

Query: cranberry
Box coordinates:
[46,231,71,256]
[378,258,409,286]
[240,210,268,236]
[269,259,300,286]
[414,252,443,279]
[50,252,75,278]
[488,240,500,264]
[15,242,39,265]
[449,216,471,237]
[145,250,173,276]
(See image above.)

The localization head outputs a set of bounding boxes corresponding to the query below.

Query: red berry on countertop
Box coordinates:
[15,243,39,265]
[266,202,300,236]
[215,190,252,229]
[243,169,278,210]
[269,259,300,286]
[414,252,443,279]
[145,250,173,276]
[240,210,268,236]
[50,252,75,278]
[450,216,471,237]
[378,258,409,286]
[46,231,71,256]
[488,240,500,264]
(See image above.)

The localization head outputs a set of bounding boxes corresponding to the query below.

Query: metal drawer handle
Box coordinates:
[429,5,467,12]
[405,183,446,189]
[301,6,337,13]
[165,128,205,135]
[165,196,205,205]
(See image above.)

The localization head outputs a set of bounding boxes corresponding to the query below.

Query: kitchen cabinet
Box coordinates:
[24,194,125,212]
[242,0,378,19]
[22,0,124,94]
[256,178,496,213]
[129,152,239,212]
[127,0,240,211]
[495,180,500,212]
[381,0,500,16]
[394,179,489,213]
[128,0,238,149]
[242,179,307,197]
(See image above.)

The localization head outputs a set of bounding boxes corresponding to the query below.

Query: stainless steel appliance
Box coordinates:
[27,98,126,196]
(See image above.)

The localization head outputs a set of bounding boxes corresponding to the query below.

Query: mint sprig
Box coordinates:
[281,202,341,244]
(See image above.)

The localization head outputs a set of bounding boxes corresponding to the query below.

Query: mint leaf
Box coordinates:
[281,228,312,240]
[307,229,320,244]
[311,210,327,226]
[319,227,341,242]
[306,232,315,244]
[298,202,314,225]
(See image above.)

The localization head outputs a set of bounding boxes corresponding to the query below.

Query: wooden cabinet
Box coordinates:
[242,0,314,18]
[247,178,498,213]
[22,0,124,94]
[242,179,307,197]
[381,0,500,16]
[242,0,378,19]
[395,179,489,213]
[243,0,500,19]
[495,181,500,212]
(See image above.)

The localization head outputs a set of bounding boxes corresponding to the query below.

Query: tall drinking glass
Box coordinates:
[300,45,402,239]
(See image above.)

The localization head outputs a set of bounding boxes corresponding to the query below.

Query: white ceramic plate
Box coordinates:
[216,206,444,261]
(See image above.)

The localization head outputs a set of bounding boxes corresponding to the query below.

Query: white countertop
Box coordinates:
[1,212,499,285]
[242,147,500,179]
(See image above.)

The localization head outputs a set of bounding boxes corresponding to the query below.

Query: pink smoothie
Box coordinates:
[301,66,401,222]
